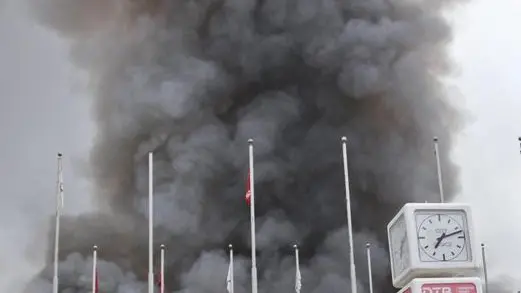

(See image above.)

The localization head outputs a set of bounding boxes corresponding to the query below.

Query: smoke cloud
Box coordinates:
[25,0,469,292]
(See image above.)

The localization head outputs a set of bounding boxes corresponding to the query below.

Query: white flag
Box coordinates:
[57,157,64,211]
[295,264,302,293]
[58,182,64,210]
[226,260,233,293]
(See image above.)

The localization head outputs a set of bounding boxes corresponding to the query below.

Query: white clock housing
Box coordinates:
[387,203,480,288]
[397,277,482,293]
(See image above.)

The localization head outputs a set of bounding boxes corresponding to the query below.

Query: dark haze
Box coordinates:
[25,0,466,292]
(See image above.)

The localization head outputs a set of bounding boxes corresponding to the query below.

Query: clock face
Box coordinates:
[415,210,471,262]
[389,215,410,276]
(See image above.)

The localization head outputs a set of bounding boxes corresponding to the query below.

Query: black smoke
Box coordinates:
[25,0,465,292]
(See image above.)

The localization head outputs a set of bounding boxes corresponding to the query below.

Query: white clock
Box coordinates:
[387,203,480,288]
[416,210,470,262]
[389,214,410,279]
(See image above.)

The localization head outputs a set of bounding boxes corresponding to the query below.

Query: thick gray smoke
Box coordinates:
[25,0,468,292]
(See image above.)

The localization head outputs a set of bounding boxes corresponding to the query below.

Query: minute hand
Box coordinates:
[434,230,463,249]
[444,230,463,238]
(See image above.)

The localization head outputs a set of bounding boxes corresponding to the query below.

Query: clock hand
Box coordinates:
[434,230,463,249]
[434,232,446,249]
[443,230,463,238]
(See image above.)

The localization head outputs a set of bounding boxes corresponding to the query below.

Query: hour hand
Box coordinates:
[434,232,446,249]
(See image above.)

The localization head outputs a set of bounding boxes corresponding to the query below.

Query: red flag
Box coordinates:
[95,270,99,293]
[155,271,162,287]
[245,170,251,205]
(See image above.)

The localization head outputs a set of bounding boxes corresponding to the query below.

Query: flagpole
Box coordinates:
[52,153,64,293]
[481,243,489,293]
[148,152,154,293]
[366,243,373,293]
[433,137,445,203]
[248,139,258,293]
[92,245,98,293]
[160,244,165,293]
[294,244,301,293]
[341,137,357,293]
[229,244,234,293]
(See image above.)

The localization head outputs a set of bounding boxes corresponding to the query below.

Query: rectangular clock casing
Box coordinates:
[387,203,481,288]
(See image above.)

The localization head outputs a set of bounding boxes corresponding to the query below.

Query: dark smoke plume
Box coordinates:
[25,0,470,292]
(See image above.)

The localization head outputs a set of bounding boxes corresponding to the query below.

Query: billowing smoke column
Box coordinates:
[26,0,464,292]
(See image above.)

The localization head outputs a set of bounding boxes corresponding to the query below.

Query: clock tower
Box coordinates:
[387,203,481,288]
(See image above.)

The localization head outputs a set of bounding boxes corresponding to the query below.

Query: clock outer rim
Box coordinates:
[416,214,466,261]
[413,209,470,263]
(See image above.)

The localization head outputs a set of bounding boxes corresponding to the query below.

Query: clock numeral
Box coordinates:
[418,236,425,239]
[442,254,446,261]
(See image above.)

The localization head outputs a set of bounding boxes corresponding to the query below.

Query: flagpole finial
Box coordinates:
[93,245,98,251]
[433,136,438,142]
[229,244,233,249]
[248,138,254,144]
[341,136,347,143]
[160,244,165,249]
[57,153,63,157]
[293,244,298,249]
[481,243,485,248]
[366,243,370,248]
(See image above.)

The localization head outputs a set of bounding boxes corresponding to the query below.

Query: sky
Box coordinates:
[0,1,93,291]
[449,0,521,286]
[0,0,520,292]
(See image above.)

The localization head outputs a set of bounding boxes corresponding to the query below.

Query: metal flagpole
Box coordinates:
[481,243,489,293]
[341,137,357,293]
[160,244,165,293]
[227,244,234,293]
[294,244,302,293]
[248,139,258,293]
[433,137,445,203]
[52,153,64,293]
[148,152,154,293]
[366,243,373,293]
[518,137,521,154]
[92,245,98,293]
